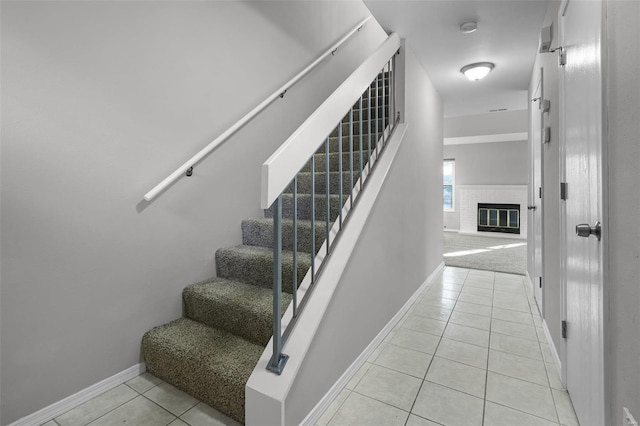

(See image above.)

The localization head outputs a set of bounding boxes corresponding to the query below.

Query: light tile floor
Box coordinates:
[40,267,579,426]
[316,267,580,426]
[42,373,239,426]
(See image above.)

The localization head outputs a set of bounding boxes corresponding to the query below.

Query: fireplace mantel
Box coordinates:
[457,185,528,239]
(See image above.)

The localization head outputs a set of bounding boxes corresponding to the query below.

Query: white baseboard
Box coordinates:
[525,271,534,293]
[9,363,146,426]
[301,262,445,426]
[542,319,563,380]
[458,231,527,240]
[443,228,459,233]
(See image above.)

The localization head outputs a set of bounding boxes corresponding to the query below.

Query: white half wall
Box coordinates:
[0,2,388,423]
[246,40,443,425]
[284,39,443,425]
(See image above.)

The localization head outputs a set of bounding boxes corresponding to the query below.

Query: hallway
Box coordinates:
[316,267,579,426]
[35,267,580,426]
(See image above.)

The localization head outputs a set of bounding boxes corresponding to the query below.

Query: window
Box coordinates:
[443,159,455,211]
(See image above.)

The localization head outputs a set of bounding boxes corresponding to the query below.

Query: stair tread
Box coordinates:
[243,217,326,227]
[218,244,311,260]
[142,318,263,422]
[184,278,291,346]
[216,245,312,292]
[143,318,262,384]
[242,218,329,253]
[185,277,292,312]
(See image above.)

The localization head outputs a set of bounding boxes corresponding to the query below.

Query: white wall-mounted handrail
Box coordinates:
[143,16,371,202]
[261,32,401,209]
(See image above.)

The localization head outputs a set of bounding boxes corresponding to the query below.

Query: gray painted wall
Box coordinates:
[605,1,640,424]
[283,41,444,425]
[0,2,387,423]
[443,141,529,230]
[528,0,563,367]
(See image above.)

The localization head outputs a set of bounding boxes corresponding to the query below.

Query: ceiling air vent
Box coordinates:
[489,108,508,112]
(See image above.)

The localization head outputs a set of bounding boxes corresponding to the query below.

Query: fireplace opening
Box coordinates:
[477,203,520,234]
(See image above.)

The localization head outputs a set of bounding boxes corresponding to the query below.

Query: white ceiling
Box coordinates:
[364,0,549,117]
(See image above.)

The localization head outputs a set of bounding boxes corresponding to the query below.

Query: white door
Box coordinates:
[531,75,544,313]
[559,0,606,424]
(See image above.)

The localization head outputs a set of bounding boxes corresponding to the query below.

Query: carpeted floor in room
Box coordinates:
[443,232,527,275]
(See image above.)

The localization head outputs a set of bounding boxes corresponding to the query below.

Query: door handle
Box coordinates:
[527,205,537,210]
[576,221,601,241]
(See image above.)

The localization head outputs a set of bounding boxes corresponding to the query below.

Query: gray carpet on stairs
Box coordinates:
[141,73,390,424]
[142,318,263,424]
[443,232,528,275]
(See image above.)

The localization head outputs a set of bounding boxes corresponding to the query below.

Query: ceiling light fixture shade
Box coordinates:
[461,62,495,81]
[460,21,478,34]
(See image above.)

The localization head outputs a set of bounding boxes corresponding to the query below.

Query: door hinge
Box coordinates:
[560,182,568,200]
[543,126,551,144]
[559,47,567,66]
[539,277,543,288]
[562,320,567,339]
[542,99,551,113]
[539,187,542,199]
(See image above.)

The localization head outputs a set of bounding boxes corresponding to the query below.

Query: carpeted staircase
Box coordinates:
[141,75,389,424]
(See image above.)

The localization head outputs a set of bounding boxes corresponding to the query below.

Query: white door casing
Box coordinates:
[531,75,544,313]
[559,0,607,424]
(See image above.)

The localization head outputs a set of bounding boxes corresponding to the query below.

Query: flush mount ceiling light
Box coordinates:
[460,62,494,81]
[460,21,478,34]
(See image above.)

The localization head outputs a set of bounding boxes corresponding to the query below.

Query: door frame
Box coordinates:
[530,71,544,314]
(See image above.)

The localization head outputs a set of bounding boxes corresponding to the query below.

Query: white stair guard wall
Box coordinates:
[246,41,443,425]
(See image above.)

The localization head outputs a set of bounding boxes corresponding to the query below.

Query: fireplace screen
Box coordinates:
[477,203,520,234]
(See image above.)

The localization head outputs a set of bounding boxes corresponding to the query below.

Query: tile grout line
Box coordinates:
[480,271,496,426]
[349,389,413,416]
[75,392,145,426]
[403,267,467,426]
[489,275,562,425]
[488,400,563,425]
[139,394,183,422]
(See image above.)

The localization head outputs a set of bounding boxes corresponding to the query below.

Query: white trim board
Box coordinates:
[300,262,445,426]
[457,231,526,240]
[8,363,146,426]
[444,132,528,146]
[542,318,564,386]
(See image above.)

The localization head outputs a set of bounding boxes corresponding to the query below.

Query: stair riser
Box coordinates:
[342,108,388,122]
[343,107,388,122]
[183,289,290,347]
[142,328,252,424]
[216,249,311,293]
[353,90,390,111]
[330,119,387,137]
[328,134,382,152]
[264,194,345,222]
[341,104,389,124]
[242,219,327,253]
[286,171,361,195]
[300,151,372,173]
